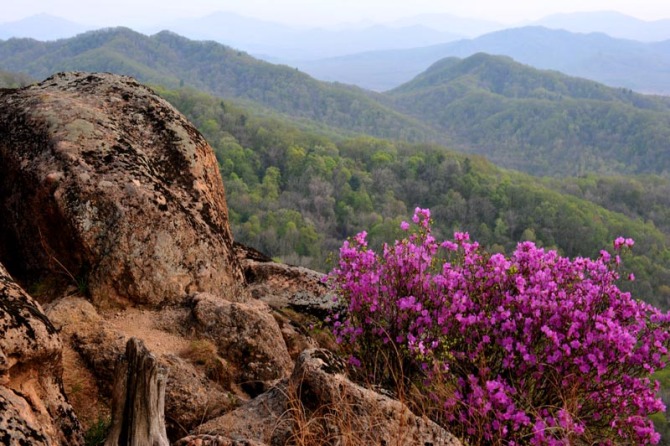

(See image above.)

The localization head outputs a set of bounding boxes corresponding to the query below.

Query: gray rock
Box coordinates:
[235,243,341,318]
[193,382,291,445]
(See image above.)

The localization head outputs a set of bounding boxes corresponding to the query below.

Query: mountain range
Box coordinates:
[148,12,465,61]
[0,12,465,60]
[531,10,670,42]
[2,27,670,178]
[4,11,670,95]
[3,27,670,320]
[0,13,93,41]
[0,28,436,142]
[292,27,670,93]
[3,10,670,61]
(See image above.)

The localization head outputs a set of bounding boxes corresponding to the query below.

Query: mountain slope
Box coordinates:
[386,53,670,176]
[4,30,670,177]
[0,28,436,142]
[0,69,33,87]
[292,27,670,94]
[157,85,670,309]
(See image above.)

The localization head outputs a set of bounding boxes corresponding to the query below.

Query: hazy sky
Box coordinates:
[3,0,670,27]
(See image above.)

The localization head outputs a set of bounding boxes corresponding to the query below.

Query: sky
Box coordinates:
[2,0,670,27]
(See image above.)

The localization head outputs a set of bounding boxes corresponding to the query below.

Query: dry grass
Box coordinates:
[277,351,452,446]
[275,307,340,352]
[61,344,110,431]
[179,339,231,387]
[218,282,253,303]
[281,381,382,446]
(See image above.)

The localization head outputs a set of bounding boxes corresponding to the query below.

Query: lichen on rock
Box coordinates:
[0,72,244,306]
[190,292,293,393]
[0,262,83,445]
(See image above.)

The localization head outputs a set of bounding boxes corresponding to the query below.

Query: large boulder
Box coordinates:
[0,72,243,306]
[0,262,83,445]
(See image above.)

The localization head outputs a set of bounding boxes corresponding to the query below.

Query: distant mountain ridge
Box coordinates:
[291,27,670,94]
[0,13,92,41]
[5,9,670,63]
[531,11,670,42]
[0,12,464,61]
[149,11,464,60]
[387,13,504,36]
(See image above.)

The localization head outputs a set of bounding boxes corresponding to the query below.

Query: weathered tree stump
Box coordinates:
[105,337,169,446]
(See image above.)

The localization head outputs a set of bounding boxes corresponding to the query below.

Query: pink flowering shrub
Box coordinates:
[327,208,670,445]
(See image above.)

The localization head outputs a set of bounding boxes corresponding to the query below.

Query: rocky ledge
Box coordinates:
[0,73,461,445]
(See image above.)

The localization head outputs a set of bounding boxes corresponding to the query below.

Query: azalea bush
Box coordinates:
[327,208,670,445]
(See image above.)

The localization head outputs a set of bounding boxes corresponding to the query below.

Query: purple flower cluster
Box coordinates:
[327,208,670,444]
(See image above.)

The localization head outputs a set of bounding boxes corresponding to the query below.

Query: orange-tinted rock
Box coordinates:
[235,242,338,318]
[0,72,243,306]
[0,262,83,445]
[190,292,293,392]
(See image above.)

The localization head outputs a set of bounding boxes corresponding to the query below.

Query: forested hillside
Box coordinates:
[0,28,435,142]
[156,86,670,310]
[3,33,670,303]
[0,69,33,88]
[5,31,670,178]
[387,53,670,176]
[546,174,670,235]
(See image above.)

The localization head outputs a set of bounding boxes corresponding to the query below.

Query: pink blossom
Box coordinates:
[326,210,669,445]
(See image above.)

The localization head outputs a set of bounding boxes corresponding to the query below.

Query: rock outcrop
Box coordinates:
[190,293,293,393]
[193,348,461,446]
[236,242,339,318]
[0,262,83,445]
[0,72,243,306]
[0,73,462,445]
[46,297,236,440]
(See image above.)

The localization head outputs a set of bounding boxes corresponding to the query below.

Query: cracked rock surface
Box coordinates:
[0,262,83,445]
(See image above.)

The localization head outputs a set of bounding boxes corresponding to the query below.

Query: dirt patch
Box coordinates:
[105,307,191,357]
